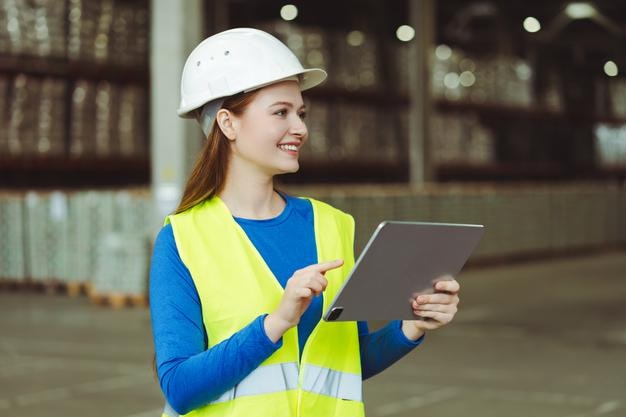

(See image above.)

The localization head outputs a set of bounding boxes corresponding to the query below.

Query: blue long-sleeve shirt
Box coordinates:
[150,194,424,414]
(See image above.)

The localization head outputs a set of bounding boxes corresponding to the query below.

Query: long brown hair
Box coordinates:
[175,90,261,214]
[153,91,262,376]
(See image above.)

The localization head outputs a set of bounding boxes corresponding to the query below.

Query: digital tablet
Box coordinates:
[323,221,484,321]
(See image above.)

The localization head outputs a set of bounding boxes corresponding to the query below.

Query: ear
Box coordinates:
[216,109,237,141]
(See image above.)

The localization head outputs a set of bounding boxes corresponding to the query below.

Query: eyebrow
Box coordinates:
[269,101,307,110]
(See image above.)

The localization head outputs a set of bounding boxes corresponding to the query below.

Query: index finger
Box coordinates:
[308,259,344,274]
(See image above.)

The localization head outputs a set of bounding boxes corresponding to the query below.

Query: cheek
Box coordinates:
[236,130,284,155]
[240,117,288,143]
[267,122,289,138]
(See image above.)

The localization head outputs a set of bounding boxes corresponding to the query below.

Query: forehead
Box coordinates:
[249,80,304,108]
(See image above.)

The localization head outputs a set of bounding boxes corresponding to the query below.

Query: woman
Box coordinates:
[150,28,460,417]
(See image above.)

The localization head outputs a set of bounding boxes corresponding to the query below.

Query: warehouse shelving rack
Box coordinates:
[433,100,626,182]
[0,55,150,188]
[432,0,626,184]
[0,0,150,189]
[0,155,150,188]
[0,0,152,307]
[217,0,626,185]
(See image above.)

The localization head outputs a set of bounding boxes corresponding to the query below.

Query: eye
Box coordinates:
[274,109,287,117]
[299,111,307,120]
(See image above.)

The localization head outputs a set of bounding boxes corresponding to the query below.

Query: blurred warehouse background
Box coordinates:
[0,1,625,416]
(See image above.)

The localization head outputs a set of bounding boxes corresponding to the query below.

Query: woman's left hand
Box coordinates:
[401,276,460,341]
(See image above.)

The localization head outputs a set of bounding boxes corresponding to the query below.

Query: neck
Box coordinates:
[218,159,285,219]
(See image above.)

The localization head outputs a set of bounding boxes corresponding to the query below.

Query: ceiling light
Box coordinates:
[280,4,298,21]
[565,3,597,19]
[435,44,452,60]
[459,71,476,87]
[444,72,460,89]
[396,25,415,42]
[604,61,618,77]
[523,17,541,33]
[346,30,365,47]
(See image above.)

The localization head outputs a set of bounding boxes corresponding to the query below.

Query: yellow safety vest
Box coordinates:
[162,196,364,417]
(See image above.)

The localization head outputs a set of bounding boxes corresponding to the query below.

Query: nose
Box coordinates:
[289,113,307,139]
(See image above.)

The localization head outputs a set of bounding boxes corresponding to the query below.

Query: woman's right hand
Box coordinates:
[264,259,344,342]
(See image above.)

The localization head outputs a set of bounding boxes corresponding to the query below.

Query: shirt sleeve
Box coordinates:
[357,320,425,380]
[149,224,282,414]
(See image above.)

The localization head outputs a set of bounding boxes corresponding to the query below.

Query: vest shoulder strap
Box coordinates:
[305,197,354,238]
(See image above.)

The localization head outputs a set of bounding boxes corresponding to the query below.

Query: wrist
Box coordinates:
[264,312,293,343]
[401,320,425,341]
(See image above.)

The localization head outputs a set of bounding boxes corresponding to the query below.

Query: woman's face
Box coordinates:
[229,80,308,177]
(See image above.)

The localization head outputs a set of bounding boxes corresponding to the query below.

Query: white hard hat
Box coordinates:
[177,27,327,119]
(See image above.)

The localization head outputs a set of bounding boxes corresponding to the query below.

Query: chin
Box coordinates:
[277,160,300,174]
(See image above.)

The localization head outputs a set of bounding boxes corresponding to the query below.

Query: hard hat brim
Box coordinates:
[177,68,327,119]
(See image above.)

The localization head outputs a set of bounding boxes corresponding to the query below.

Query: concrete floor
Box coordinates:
[0,250,625,417]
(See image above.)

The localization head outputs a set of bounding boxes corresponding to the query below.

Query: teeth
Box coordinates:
[279,144,298,151]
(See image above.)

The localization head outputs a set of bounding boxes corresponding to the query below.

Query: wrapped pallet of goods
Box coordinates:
[48,191,70,284]
[89,188,154,308]
[337,102,378,162]
[300,98,329,162]
[23,192,50,285]
[117,85,148,157]
[63,191,94,295]
[0,193,26,284]
[0,188,154,304]
[81,190,114,297]
[69,80,96,157]
[21,191,70,292]
[0,75,8,153]
[37,78,67,156]
[332,30,380,93]
[90,232,150,308]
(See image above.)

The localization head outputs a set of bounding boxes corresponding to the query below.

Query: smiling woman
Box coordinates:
[149,27,461,417]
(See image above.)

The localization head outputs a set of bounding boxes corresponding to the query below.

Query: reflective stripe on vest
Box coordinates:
[162,362,361,416]
[211,362,299,404]
[301,364,362,402]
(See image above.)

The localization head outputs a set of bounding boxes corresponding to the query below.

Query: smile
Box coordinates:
[278,144,298,152]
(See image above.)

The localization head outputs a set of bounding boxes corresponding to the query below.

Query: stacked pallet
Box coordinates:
[0,192,26,285]
[89,190,154,308]
[0,188,155,308]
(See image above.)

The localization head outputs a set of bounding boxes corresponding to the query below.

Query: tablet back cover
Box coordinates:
[324,221,484,321]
